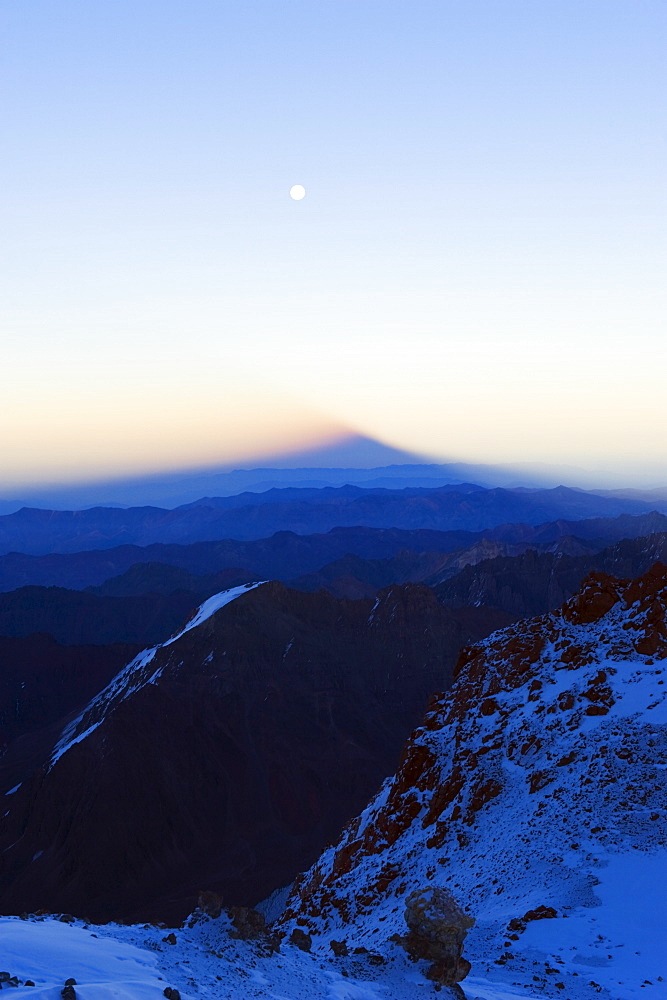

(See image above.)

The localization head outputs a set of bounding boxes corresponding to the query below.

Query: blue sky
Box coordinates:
[2,1,665,486]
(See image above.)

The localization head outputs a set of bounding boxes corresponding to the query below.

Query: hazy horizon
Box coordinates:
[3,1,665,488]
[2,430,667,514]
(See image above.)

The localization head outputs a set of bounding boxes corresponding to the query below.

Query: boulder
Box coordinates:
[400,887,474,987]
[197,890,223,918]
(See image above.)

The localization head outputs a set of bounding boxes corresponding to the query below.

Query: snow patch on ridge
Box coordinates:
[50,582,267,767]
[174,585,268,639]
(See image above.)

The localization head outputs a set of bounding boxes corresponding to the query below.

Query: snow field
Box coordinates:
[0,914,491,1000]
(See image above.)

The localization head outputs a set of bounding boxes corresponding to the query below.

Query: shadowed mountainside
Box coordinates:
[0,635,139,747]
[0,582,511,923]
[0,584,244,646]
[436,531,667,618]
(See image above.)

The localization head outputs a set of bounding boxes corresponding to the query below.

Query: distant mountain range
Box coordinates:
[2,433,665,512]
[0,482,666,556]
[436,530,667,617]
[0,526,479,592]
[1,514,667,649]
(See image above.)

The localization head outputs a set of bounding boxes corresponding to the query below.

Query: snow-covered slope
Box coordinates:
[0,904,578,1000]
[50,582,266,766]
[278,564,667,1000]
[0,910,472,1000]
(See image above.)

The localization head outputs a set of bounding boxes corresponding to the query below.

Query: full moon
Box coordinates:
[289,184,306,201]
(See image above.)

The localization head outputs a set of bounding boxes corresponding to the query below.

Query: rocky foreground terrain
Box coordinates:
[277,562,667,998]
[1,566,665,998]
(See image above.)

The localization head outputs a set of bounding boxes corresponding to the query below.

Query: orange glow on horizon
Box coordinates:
[0,372,356,490]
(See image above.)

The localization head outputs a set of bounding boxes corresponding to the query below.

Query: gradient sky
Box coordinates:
[2,0,665,487]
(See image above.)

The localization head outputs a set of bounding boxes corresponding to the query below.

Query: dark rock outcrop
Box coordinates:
[400,887,474,986]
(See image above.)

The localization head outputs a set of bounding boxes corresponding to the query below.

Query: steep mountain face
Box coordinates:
[435,549,589,617]
[436,531,667,618]
[0,582,511,924]
[0,484,661,554]
[0,635,138,747]
[280,564,667,999]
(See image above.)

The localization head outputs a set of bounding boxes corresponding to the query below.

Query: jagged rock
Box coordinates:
[330,939,348,957]
[523,905,557,922]
[507,905,557,934]
[197,890,223,918]
[162,932,177,945]
[163,989,181,1000]
[227,905,281,954]
[228,906,268,940]
[289,928,312,952]
[279,562,667,996]
[399,887,474,986]
[562,571,624,625]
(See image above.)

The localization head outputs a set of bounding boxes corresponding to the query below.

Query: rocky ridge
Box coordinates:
[279,564,667,999]
[435,530,667,618]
